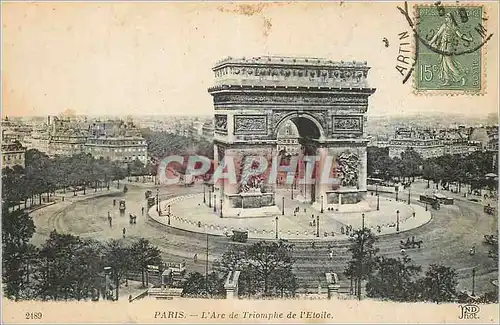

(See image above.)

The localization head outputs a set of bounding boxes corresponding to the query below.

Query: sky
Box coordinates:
[2,2,498,118]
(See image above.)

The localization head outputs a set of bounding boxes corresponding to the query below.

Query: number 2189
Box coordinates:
[26,312,43,320]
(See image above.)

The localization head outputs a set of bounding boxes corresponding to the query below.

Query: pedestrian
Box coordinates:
[329,250,333,259]
[108,216,112,228]
[122,227,126,238]
[142,207,144,215]
[340,226,345,235]
[113,199,116,206]
[194,254,198,263]
[469,245,476,256]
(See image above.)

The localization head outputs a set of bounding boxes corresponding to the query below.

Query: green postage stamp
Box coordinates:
[415,4,489,93]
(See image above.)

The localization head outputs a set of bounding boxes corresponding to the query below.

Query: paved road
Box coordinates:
[31,182,498,295]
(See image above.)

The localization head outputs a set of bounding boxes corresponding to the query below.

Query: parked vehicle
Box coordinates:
[231,230,248,243]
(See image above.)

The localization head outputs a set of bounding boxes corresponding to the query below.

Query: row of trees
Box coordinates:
[142,130,214,162]
[2,205,162,301]
[1,148,151,209]
[368,146,496,191]
[182,241,298,298]
[345,228,498,303]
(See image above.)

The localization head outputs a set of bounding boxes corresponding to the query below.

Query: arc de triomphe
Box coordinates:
[208,56,376,217]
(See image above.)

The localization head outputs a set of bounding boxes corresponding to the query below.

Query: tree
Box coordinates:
[213,240,297,298]
[245,241,296,297]
[366,255,422,301]
[104,239,133,299]
[182,272,207,296]
[182,271,225,298]
[1,206,37,300]
[418,264,458,303]
[130,238,162,287]
[400,147,423,182]
[344,228,379,300]
[38,231,88,300]
[2,206,35,249]
[2,243,39,301]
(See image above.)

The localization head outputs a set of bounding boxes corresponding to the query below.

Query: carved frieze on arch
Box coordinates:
[214,114,228,133]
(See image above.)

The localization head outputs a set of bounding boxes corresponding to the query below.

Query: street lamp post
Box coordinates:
[213,194,216,212]
[375,183,378,196]
[220,199,223,218]
[304,161,307,201]
[408,187,411,205]
[362,213,365,229]
[396,187,399,201]
[321,195,324,213]
[156,189,159,212]
[167,205,171,216]
[472,268,476,296]
[205,226,209,294]
[316,215,320,237]
[291,182,294,200]
[376,193,380,211]
[275,216,279,239]
[208,188,212,208]
[396,210,400,232]
[282,196,285,216]
[203,185,206,204]
[425,201,428,211]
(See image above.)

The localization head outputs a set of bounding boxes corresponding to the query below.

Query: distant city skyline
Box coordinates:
[3,2,498,117]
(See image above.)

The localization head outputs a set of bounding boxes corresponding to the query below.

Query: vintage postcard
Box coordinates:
[1,1,499,324]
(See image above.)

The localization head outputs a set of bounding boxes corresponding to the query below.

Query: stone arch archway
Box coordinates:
[209,56,376,217]
[274,112,325,141]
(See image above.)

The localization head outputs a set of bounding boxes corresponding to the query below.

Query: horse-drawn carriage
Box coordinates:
[484,234,498,246]
[484,204,496,215]
[400,237,423,249]
[147,197,156,209]
[119,199,126,214]
[225,230,248,243]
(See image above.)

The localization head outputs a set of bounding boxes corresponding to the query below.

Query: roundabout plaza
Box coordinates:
[150,187,431,240]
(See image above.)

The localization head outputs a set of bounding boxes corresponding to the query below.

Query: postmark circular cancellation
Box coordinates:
[395,1,494,95]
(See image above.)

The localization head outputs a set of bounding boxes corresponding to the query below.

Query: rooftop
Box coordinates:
[213,56,368,69]
[210,56,373,89]
[2,141,26,152]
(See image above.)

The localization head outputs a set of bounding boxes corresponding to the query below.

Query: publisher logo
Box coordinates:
[458,304,480,320]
